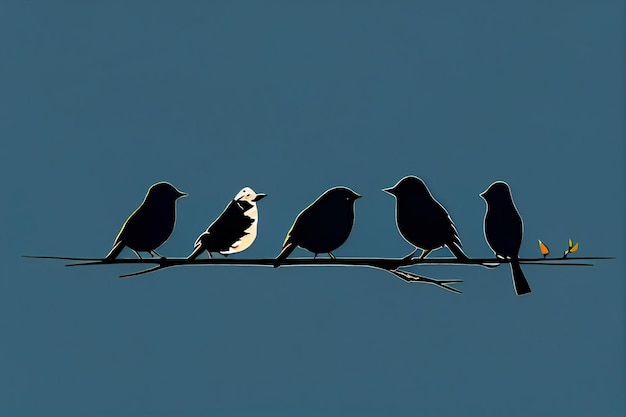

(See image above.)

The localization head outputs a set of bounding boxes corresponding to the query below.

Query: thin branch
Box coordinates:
[518,261,594,266]
[119,265,168,278]
[22,254,613,270]
[387,269,463,294]
[23,254,612,284]
[22,255,103,261]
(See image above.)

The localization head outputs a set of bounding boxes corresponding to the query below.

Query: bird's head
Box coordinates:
[322,187,362,205]
[382,175,429,198]
[145,182,188,203]
[480,181,512,202]
[234,187,267,203]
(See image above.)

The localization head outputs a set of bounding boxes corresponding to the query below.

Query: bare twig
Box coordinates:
[387,269,463,294]
[119,265,168,278]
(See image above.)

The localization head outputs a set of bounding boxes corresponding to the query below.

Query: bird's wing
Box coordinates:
[203,200,256,251]
[433,199,463,246]
[113,205,143,244]
[193,232,206,248]
[220,231,251,254]
[210,201,255,234]
[448,215,463,246]
[282,224,295,248]
[282,204,314,248]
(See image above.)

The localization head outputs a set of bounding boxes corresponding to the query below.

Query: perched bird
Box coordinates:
[105,182,187,261]
[188,187,267,259]
[383,176,468,260]
[274,187,361,267]
[480,181,531,295]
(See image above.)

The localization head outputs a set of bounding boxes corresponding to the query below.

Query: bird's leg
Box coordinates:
[328,252,336,260]
[418,249,432,259]
[132,249,143,259]
[313,253,317,259]
[402,249,417,261]
[207,251,213,259]
[150,250,163,258]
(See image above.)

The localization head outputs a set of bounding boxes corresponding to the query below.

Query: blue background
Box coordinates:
[1,1,624,416]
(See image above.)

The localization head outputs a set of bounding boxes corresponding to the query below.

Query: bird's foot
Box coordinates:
[418,249,432,259]
[328,252,336,260]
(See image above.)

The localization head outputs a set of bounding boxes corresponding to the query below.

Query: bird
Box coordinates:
[274,187,361,267]
[187,187,267,259]
[480,181,531,295]
[104,182,187,261]
[383,176,468,260]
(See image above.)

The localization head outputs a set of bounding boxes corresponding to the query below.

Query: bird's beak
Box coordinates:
[479,191,486,199]
[252,193,267,202]
[382,187,394,195]
[178,191,188,198]
[354,193,362,200]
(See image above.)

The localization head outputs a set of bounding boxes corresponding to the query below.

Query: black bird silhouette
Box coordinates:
[480,181,531,295]
[188,187,267,259]
[104,182,187,261]
[274,187,361,267]
[383,176,468,260]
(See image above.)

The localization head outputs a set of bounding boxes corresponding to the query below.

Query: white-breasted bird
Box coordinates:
[188,187,267,259]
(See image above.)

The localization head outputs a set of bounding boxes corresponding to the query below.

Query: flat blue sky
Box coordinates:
[1,1,624,416]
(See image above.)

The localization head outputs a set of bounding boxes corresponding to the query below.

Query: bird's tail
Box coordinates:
[510,260,531,295]
[447,242,469,261]
[104,241,124,262]
[187,244,204,261]
[274,243,296,268]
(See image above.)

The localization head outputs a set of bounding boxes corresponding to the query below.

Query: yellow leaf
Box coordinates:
[570,242,579,253]
[538,240,550,255]
[568,239,573,249]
